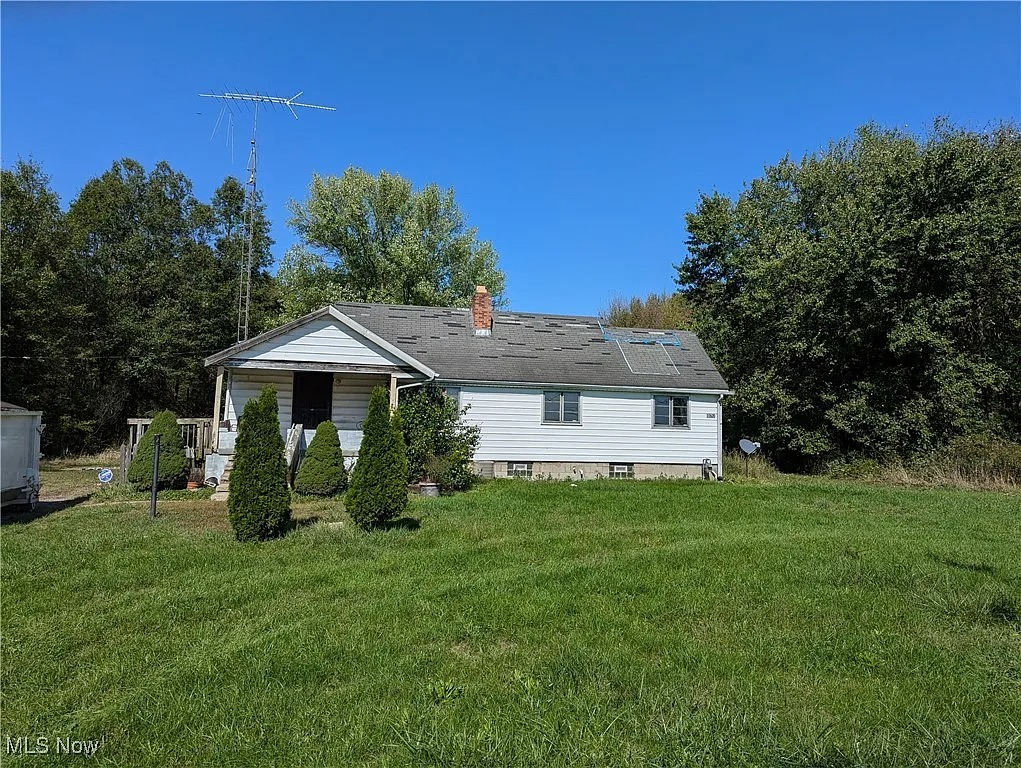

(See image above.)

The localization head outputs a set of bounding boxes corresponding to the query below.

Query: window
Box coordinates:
[609,463,634,479]
[443,387,461,407]
[654,395,689,427]
[543,391,580,424]
[508,462,533,478]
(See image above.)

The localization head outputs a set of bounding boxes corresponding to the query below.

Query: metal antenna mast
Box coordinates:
[199,90,336,342]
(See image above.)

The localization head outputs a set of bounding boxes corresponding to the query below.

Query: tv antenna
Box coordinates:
[199,90,336,342]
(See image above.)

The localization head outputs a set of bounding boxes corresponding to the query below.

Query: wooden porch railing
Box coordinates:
[127,418,214,464]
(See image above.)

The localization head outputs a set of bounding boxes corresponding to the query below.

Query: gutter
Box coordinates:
[436,379,732,396]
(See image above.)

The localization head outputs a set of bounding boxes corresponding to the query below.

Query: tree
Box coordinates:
[228,386,291,541]
[126,410,188,490]
[0,157,283,455]
[396,383,480,491]
[676,119,1021,469]
[346,387,409,529]
[0,160,94,452]
[600,292,692,329]
[293,421,347,496]
[280,167,506,319]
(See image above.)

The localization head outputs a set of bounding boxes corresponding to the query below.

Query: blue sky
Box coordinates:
[3,2,1019,316]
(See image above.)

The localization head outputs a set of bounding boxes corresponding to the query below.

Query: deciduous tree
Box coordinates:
[676,120,1021,469]
[280,167,506,319]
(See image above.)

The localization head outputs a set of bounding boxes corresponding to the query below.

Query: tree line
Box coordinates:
[1,159,505,455]
[4,119,1018,469]
[608,119,1020,471]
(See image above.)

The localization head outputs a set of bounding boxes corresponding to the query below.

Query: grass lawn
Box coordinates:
[2,477,1019,766]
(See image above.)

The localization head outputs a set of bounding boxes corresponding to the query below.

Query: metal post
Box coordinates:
[150,434,161,519]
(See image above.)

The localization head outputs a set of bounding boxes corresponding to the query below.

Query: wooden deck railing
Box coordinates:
[127,418,214,463]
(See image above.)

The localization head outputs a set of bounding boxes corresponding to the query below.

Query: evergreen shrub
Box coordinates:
[127,410,188,490]
[228,386,292,541]
[294,421,347,496]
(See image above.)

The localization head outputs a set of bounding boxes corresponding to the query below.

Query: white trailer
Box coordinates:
[1,402,43,508]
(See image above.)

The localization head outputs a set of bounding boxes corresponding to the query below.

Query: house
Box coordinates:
[203,287,730,482]
[1,401,43,508]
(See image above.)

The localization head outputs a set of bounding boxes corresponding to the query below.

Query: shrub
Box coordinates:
[423,453,448,484]
[228,386,292,541]
[937,433,1021,485]
[294,421,347,496]
[127,410,188,490]
[346,386,409,529]
[396,383,480,492]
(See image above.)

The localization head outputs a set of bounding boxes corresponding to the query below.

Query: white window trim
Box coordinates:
[542,391,582,425]
[652,394,690,429]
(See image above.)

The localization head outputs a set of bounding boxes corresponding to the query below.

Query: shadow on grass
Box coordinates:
[926,552,997,574]
[1,495,92,525]
[378,516,421,531]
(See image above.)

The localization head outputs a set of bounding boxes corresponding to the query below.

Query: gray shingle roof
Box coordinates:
[330,302,729,392]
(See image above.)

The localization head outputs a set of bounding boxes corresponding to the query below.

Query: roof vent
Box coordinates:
[472,285,492,336]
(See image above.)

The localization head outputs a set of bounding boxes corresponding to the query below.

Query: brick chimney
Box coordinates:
[472,285,492,336]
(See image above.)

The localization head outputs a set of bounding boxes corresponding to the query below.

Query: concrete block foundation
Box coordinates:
[480,461,716,481]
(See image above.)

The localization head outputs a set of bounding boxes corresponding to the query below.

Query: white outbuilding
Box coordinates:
[1,401,43,508]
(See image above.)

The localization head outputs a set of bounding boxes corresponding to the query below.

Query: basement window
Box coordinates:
[653,395,689,428]
[543,391,581,424]
[609,463,634,479]
[508,462,533,478]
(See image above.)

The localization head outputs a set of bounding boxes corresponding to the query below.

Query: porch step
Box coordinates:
[210,457,234,502]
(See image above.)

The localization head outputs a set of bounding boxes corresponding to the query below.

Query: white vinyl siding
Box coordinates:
[332,375,389,430]
[231,317,407,368]
[224,369,293,433]
[461,387,720,464]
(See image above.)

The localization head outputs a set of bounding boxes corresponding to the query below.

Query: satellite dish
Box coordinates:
[739,439,759,455]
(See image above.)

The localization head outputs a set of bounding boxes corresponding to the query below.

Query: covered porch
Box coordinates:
[203,306,438,485]
[210,363,419,458]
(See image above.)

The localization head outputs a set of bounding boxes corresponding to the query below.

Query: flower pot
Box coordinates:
[420,482,440,498]
[186,481,200,490]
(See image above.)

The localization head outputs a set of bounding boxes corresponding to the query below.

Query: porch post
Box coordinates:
[389,372,398,411]
[212,366,225,452]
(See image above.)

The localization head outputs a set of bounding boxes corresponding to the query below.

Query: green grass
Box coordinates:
[2,479,1019,766]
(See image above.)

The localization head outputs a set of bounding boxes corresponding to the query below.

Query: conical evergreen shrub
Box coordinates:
[346,386,409,529]
[294,421,347,496]
[228,386,292,541]
[127,410,188,490]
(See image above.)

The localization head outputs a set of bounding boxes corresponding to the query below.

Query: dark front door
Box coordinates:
[292,372,333,428]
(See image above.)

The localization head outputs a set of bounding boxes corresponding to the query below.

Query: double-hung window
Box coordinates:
[653,395,689,428]
[543,391,580,424]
